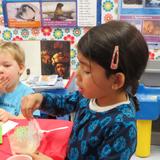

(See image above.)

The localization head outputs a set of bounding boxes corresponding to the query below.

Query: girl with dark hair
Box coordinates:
[21,20,149,160]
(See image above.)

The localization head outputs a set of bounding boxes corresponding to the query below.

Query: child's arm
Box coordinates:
[21,91,81,119]
[0,109,25,122]
[40,91,81,115]
[10,113,25,120]
[0,109,12,122]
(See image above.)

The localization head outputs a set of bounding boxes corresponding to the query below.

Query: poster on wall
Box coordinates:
[118,0,160,43]
[41,0,77,27]
[2,0,41,28]
[2,0,102,28]
[41,40,70,79]
[77,0,101,26]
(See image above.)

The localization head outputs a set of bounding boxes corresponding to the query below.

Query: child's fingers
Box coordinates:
[0,115,8,122]
[0,77,10,91]
[0,75,9,82]
[0,83,3,89]
[30,152,53,160]
[29,152,43,160]
[21,94,42,119]
[21,96,33,119]
[0,111,8,122]
[1,79,9,88]
[21,95,38,119]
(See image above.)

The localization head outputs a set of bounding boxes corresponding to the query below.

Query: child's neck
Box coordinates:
[96,92,127,107]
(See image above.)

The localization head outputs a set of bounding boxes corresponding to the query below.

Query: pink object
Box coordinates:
[38,125,71,160]
[0,119,73,160]
[6,154,32,160]
[110,45,119,70]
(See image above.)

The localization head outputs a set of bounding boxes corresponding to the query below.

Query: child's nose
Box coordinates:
[0,66,5,74]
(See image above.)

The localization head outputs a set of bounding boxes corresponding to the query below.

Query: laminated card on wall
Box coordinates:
[77,0,101,27]
[2,0,101,28]
[2,0,41,28]
[41,0,77,27]
[118,0,160,43]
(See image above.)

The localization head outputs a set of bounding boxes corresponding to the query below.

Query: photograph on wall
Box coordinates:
[41,40,70,79]
[41,0,77,27]
[148,42,160,60]
[142,20,160,36]
[3,1,41,28]
[122,0,143,8]
[145,0,160,8]
[119,0,160,42]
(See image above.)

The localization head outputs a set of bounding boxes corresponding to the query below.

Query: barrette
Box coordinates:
[110,45,119,70]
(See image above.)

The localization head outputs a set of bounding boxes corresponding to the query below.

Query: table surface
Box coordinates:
[0,119,73,160]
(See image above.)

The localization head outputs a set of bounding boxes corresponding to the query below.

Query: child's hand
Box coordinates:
[0,75,10,93]
[0,109,11,122]
[21,93,43,119]
[30,152,53,160]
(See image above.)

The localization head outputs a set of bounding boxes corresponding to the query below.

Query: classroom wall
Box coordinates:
[0,0,119,77]
[0,0,159,79]
[15,41,41,78]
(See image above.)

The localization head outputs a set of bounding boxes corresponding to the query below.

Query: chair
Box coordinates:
[135,83,160,157]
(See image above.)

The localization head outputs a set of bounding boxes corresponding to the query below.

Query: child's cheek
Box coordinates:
[0,75,7,80]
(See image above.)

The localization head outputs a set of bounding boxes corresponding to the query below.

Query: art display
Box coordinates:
[41,40,70,79]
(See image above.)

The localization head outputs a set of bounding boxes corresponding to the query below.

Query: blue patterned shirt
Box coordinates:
[41,91,137,160]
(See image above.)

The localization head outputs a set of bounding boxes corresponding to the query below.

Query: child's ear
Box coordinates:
[111,73,125,90]
[19,64,25,75]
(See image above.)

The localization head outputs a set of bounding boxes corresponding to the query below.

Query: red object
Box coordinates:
[0,119,73,160]
[65,71,76,89]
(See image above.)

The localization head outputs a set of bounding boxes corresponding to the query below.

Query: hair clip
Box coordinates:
[110,45,119,70]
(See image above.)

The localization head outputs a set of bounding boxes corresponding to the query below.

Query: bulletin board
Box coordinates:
[0,0,159,76]
[0,0,118,72]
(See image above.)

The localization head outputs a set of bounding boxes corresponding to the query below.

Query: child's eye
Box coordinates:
[4,64,11,67]
[83,70,90,74]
